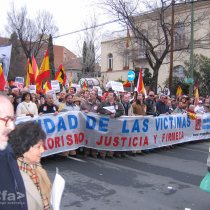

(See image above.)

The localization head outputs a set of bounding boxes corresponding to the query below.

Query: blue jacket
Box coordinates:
[156,101,169,115]
[0,144,28,210]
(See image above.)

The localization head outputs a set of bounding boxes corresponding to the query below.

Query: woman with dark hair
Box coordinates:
[16,92,38,117]
[8,121,52,210]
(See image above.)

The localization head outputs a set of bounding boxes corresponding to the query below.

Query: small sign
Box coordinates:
[15,77,24,84]
[15,77,24,89]
[106,81,124,92]
[51,80,60,93]
[94,86,103,96]
[127,70,135,81]
[29,85,36,94]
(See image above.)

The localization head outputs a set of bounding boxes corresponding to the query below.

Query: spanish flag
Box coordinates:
[32,55,39,81]
[43,80,52,94]
[137,68,146,95]
[25,58,33,87]
[176,85,183,97]
[55,64,66,85]
[0,64,6,91]
[36,50,50,84]
[32,56,42,93]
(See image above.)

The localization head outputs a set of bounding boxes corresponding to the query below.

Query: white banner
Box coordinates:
[0,45,12,80]
[16,112,210,157]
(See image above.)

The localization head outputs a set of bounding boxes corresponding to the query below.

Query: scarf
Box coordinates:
[17,157,51,210]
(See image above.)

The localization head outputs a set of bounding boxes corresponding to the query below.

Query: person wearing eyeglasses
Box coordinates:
[0,93,28,210]
[9,121,52,210]
[145,91,156,115]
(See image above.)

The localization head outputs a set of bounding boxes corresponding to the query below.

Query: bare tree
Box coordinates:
[101,0,209,92]
[6,3,58,60]
[77,14,101,78]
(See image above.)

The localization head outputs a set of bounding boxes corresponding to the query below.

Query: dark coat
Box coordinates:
[0,145,28,210]
[156,101,169,115]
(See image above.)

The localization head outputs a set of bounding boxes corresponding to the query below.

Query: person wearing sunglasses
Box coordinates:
[145,91,156,116]
[0,93,28,210]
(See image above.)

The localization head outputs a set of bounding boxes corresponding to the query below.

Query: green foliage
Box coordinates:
[134,67,153,87]
[164,77,189,96]
[143,68,153,86]
[184,54,210,96]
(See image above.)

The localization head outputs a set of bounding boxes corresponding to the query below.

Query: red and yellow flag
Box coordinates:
[0,64,6,91]
[43,80,52,94]
[176,85,183,97]
[36,50,50,84]
[137,68,146,95]
[55,64,66,85]
[32,55,39,81]
[25,59,33,87]
[31,56,42,93]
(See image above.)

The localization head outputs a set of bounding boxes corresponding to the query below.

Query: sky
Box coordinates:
[0,0,122,56]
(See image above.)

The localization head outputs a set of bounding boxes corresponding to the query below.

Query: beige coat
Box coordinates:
[20,171,43,210]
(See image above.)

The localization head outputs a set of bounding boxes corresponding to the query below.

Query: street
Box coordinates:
[43,140,210,210]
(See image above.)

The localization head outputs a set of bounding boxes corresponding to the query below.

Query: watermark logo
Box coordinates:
[0,190,25,205]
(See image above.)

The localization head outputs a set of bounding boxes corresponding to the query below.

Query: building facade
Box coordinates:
[101,1,210,90]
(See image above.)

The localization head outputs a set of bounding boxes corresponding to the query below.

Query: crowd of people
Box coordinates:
[2,85,210,158]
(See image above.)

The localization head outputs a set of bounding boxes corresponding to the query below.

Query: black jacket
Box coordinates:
[0,145,28,210]
[145,98,156,115]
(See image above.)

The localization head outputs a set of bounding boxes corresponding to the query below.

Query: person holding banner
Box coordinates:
[16,92,38,117]
[58,93,80,157]
[132,93,146,116]
[8,121,52,210]
[59,93,80,112]
[38,94,58,115]
[80,90,101,158]
[156,94,169,115]
[145,91,156,116]
[97,91,124,158]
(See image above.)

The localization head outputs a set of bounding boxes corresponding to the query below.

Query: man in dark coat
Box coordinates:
[156,94,169,115]
[0,93,28,210]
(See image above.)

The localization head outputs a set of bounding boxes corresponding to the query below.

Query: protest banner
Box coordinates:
[16,112,210,157]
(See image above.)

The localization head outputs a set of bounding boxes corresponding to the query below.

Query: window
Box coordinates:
[107,53,113,70]
[123,52,129,69]
[138,30,147,59]
[174,22,185,49]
